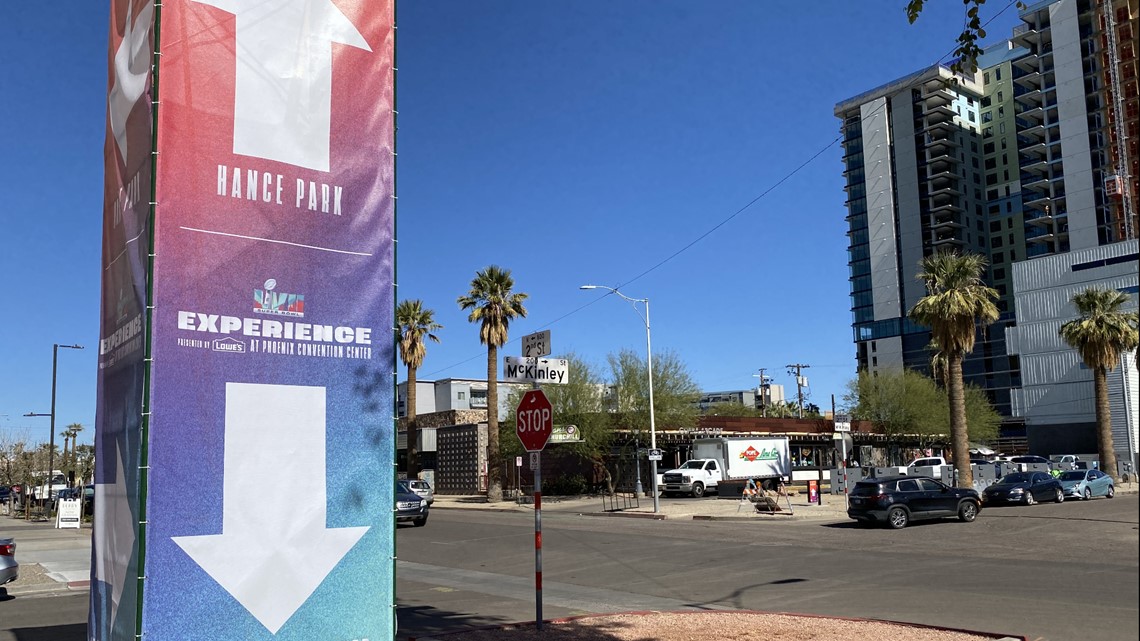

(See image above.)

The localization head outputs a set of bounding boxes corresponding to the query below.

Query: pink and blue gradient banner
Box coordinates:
[135,1,395,639]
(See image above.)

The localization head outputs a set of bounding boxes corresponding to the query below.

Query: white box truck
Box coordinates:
[659,437,791,498]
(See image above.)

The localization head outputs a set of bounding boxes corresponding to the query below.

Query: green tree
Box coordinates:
[1059,288,1139,482]
[845,369,945,450]
[905,0,1027,73]
[501,353,616,492]
[396,299,443,480]
[457,266,528,502]
[606,348,700,434]
[908,250,999,486]
[845,368,1000,453]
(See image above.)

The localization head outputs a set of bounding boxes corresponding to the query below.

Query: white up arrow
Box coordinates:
[173,383,368,634]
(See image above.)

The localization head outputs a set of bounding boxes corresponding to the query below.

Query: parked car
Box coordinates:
[395,480,429,527]
[847,475,981,529]
[1050,454,1082,465]
[1058,469,1115,500]
[0,537,17,586]
[405,479,434,505]
[981,471,1064,505]
[906,456,947,468]
[1010,455,1051,467]
[0,486,10,502]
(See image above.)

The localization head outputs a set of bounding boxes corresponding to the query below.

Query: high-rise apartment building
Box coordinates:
[837,0,1138,461]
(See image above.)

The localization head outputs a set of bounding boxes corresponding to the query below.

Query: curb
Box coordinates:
[2,581,89,598]
[406,608,1028,641]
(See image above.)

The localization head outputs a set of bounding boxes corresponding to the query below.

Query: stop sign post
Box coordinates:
[516,388,552,631]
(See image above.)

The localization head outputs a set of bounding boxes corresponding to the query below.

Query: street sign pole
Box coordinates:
[534,453,543,631]
[515,388,553,632]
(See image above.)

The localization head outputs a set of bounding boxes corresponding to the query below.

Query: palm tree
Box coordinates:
[60,424,82,487]
[908,251,999,487]
[1059,288,1139,483]
[926,339,949,388]
[396,300,443,480]
[457,266,528,502]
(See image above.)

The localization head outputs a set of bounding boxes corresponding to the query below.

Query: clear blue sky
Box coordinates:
[0,1,1025,446]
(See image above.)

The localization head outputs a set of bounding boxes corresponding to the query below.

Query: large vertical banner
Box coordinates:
[93,1,155,639]
[96,0,396,639]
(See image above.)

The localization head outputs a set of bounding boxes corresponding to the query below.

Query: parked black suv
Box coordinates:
[847,475,981,529]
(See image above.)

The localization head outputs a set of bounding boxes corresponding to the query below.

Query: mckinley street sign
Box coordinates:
[503,356,569,384]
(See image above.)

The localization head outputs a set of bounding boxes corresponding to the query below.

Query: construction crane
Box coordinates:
[1100,0,1136,240]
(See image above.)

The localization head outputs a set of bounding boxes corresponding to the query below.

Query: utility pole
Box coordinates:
[752,367,769,417]
[786,363,810,418]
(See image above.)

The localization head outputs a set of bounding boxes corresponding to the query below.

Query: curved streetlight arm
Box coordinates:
[580,284,658,513]
[579,285,648,326]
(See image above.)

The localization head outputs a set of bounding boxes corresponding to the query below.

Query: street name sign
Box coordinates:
[503,356,569,384]
[522,330,551,358]
[834,413,851,432]
[516,389,554,452]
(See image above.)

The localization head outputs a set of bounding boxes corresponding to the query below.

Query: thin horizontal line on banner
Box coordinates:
[179,227,374,256]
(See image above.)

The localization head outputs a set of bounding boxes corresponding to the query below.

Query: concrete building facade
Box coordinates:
[836,0,1138,458]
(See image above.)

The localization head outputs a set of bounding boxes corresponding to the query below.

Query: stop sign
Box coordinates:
[516,389,553,452]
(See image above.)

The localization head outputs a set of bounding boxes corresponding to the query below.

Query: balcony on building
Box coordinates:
[929,212,965,231]
[925,154,958,177]
[931,232,966,248]
[924,133,955,155]
[1019,154,1049,176]
[1019,173,1050,191]
[1024,225,1056,244]
[929,175,963,197]
[928,193,963,214]
[917,82,956,108]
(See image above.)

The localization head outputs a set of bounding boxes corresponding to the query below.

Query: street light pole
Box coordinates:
[27,343,83,503]
[580,285,659,514]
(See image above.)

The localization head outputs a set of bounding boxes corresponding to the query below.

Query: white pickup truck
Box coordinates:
[659,437,790,498]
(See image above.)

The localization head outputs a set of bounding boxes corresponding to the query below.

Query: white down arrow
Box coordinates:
[173,382,368,634]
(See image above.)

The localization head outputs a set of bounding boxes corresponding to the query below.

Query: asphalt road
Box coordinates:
[2,495,1137,641]
[395,495,1139,641]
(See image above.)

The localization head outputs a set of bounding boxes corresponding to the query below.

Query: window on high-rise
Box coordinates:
[997,91,1003,102]
[982,111,993,123]
[993,252,1004,264]
[984,72,991,83]
[995,68,1002,80]
[993,236,1004,247]
[969,112,976,122]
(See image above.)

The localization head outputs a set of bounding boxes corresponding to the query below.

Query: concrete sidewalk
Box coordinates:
[0,515,92,597]
[431,490,852,521]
